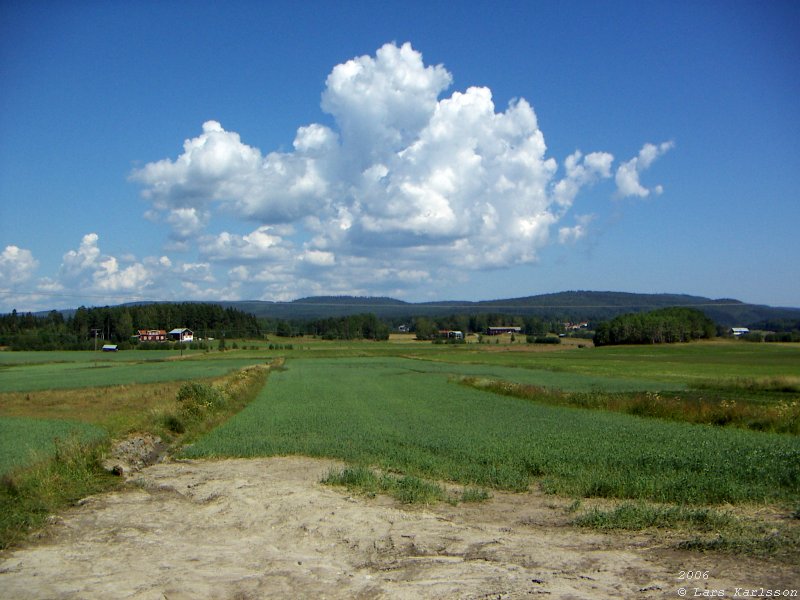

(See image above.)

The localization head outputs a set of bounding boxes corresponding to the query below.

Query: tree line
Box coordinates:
[0,303,262,350]
[592,307,716,346]
[2,304,576,350]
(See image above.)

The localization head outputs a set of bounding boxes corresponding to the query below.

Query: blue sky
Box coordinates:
[1,0,798,312]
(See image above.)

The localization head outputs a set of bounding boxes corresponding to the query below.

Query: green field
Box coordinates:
[418,341,800,385]
[0,417,106,476]
[2,342,799,511]
[0,353,266,392]
[183,356,799,505]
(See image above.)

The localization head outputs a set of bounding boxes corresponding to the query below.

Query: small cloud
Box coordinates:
[558,214,596,244]
[300,249,336,267]
[615,141,674,198]
[200,226,291,262]
[0,245,39,285]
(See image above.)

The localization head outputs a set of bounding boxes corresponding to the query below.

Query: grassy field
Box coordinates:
[183,357,799,506]
[0,353,267,392]
[417,340,800,385]
[0,417,107,476]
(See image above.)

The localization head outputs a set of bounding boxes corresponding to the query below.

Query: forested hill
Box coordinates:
[215,291,800,327]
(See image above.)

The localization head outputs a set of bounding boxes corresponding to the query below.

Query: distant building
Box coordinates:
[168,328,194,343]
[102,344,118,352]
[437,330,464,339]
[486,326,521,335]
[137,329,167,342]
[731,327,750,337]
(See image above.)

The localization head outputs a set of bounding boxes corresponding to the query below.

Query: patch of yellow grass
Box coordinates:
[0,381,188,437]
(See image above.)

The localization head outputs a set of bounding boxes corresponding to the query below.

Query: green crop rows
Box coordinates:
[183,357,800,505]
[0,355,265,392]
[0,417,107,476]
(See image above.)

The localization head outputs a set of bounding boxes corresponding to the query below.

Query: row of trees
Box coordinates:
[4,302,742,350]
[300,313,390,340]
[0,303,262,350]
[255,312,570,340]
[593,307,716,346]
[410,314,568,340]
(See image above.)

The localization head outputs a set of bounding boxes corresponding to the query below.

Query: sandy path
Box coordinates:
[0,457,795,599]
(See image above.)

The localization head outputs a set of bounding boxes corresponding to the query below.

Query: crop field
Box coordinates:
[419,341,800,386]
[0,417,106,476]
[0,352,267,392]
[183,356,800,506]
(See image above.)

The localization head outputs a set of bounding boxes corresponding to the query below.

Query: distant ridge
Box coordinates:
[30,291,799,327]
[214,291,799,327]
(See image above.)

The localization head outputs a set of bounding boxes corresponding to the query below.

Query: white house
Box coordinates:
[168,328,194,343]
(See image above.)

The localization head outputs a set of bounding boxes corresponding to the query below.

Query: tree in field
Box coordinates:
[413,317,437,340]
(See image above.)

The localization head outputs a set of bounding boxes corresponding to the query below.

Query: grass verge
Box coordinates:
[0,436,118,549]
[459,376,800,434]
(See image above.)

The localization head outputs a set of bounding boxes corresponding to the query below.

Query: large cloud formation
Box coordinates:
[131,42,671,299]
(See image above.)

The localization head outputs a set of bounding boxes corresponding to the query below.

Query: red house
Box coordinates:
[137,329,167,342]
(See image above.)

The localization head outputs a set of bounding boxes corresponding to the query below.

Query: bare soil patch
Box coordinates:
[0,457,795,599]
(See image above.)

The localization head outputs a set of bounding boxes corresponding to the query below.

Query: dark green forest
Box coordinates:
[0,303,262,350]
[592,307,717,346]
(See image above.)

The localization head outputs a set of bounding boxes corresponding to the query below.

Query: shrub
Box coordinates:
[527,335,560,344]
[176,382,228,418]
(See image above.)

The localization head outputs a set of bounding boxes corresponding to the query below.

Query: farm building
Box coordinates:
[437,330,464,340]
[137,329,167,342]
[101,344,118,352]
[168,328,194,343]
[731,327,750,337]
[486,326,522,335]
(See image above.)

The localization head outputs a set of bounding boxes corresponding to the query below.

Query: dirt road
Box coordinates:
[0,457,795,599]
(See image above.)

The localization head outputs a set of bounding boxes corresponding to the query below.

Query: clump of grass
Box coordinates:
[391,475,447,504]
[321,465,380,496]
[574,501,800,560]
[322,466,489,506]
[678,522,800,560]
[461,487,492,503]
[176,382,229,418]
[573,502,733,531]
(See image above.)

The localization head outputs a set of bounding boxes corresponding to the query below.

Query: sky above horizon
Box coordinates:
[1,0,799,313]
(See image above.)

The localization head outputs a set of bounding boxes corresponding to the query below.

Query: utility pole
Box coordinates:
[91,328,101,352]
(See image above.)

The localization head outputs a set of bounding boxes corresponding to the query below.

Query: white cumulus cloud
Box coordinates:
[130,42,673,299]
[0,245,39,285]
[200,226,291,262]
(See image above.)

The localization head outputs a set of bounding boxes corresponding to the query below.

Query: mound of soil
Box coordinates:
[0,457,794,599]
[102,433,167,476]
